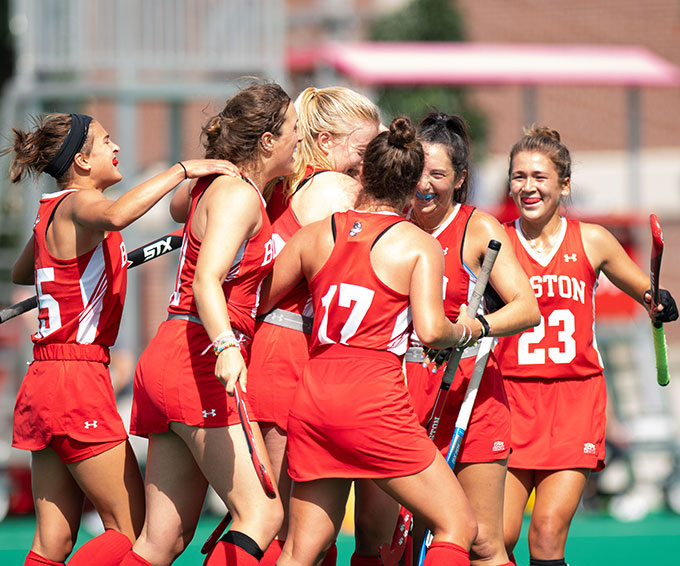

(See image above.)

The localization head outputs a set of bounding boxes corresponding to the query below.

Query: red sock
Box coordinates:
[350,553,381,566]
[423,541,469,566]
[321,541,337,566]
[204,531,264,566]
[67,530,132,566]
[25,551,65,566]
[119,550,152,566]
[259,538,285,566]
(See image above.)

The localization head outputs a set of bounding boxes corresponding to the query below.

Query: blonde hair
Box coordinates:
[277,86,380,200]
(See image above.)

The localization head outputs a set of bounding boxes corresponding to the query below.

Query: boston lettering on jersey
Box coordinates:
[529,274,586,305]
[496,218,603,380]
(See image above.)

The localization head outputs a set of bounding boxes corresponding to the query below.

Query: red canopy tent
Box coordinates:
[289,42,680,87]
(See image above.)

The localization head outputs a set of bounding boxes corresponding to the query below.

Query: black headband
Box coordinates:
[44,113,93,179]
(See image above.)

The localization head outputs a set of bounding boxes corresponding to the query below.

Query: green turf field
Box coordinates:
[1,511,679,565]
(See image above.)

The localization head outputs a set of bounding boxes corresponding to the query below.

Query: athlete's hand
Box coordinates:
[179,159,240,180]
[455,304,484,346]
[215,346,248,395]
[644,289,679,323]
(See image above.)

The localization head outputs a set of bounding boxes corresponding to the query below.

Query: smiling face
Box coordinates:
[78,120,121,188]
[325,120,380,179]
[268,102,300,178]
[509,150,570,226]
[410,142,464,227]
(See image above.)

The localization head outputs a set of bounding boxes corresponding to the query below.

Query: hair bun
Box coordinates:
[525,124,561,143]
[387,116,416,149]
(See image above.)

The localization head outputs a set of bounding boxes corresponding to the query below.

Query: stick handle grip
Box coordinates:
[652,322,670,386]
[0,296,37,324]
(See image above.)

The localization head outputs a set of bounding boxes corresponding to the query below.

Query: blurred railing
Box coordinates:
[11,0,284,83]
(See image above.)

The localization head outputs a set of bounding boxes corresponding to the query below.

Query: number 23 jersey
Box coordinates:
[496,218,603,379]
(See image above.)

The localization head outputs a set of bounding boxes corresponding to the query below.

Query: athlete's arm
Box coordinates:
[169,180,193,223]
[408,229,463,349]
[11,236,35,285]
[464,211,540,336]
[581,221,674,321]
[193,176,261,393]
[258,227,307,314]
[70,160,236,232]
[170,162,239,223]
[581,222,650,304]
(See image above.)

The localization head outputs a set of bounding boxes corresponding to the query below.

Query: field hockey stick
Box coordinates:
[417,336,494,566]
[378,239,501,566]
[0,229,183,325]
[649,214,670,386]
[201,382,277,556]
[201,512,232,556]
[234,382,277,498]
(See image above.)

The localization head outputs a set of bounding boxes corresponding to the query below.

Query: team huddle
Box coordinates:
[5,82,678,566]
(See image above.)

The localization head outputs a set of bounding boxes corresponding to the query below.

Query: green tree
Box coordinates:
[370,0,486,152]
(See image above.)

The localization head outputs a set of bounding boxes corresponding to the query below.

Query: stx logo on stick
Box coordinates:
[142,237,174,263]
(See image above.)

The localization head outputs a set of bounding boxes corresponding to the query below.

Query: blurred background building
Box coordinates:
[0,0,679,525]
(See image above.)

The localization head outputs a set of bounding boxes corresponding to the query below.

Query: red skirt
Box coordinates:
[13,344,127,451]
[246,320,310,429]
[505,374,606,471]
[406,348,510,462]
[130,318,244,436]
[287,345,437,481]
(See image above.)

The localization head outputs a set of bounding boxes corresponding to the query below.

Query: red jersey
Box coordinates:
[421,203,477,323]
[269,168,330,316]
[31,190,127,347]
[496,218,603,379]
[168,175,274,337]
[309,210,411,356]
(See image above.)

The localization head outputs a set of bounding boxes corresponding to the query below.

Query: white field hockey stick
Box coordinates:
[0,229,183,324]
[378,239,501,566]
[417,336,494,566]
[649,214,670,386]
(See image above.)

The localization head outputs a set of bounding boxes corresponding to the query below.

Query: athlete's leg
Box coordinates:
[353,478,400,559]
[375,451,477,554]
[278,478,353,566]
[456,460,509,566]
[172,421,283,551]
[528,469,589,560]
[68,440,144,539]
[126,431,209,565]
[66,440,144,565]
[29,448,83,563]
[503,468,534,557]
[262,424,291,538]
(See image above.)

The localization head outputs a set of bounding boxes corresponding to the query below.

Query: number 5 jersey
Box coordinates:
[496,217,603,380]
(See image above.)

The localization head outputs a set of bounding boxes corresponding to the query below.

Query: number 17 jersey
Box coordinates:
[496,218,603,380]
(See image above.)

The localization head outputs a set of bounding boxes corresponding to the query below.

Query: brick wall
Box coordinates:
[456,0,680,154]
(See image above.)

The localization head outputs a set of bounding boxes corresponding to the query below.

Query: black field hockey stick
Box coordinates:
[0,230,183,325]
[379,239,502,566]
[650,214,670,386]
[201,382,276,557]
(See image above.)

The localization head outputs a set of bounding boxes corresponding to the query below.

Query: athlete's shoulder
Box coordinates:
[303,171,361,209]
